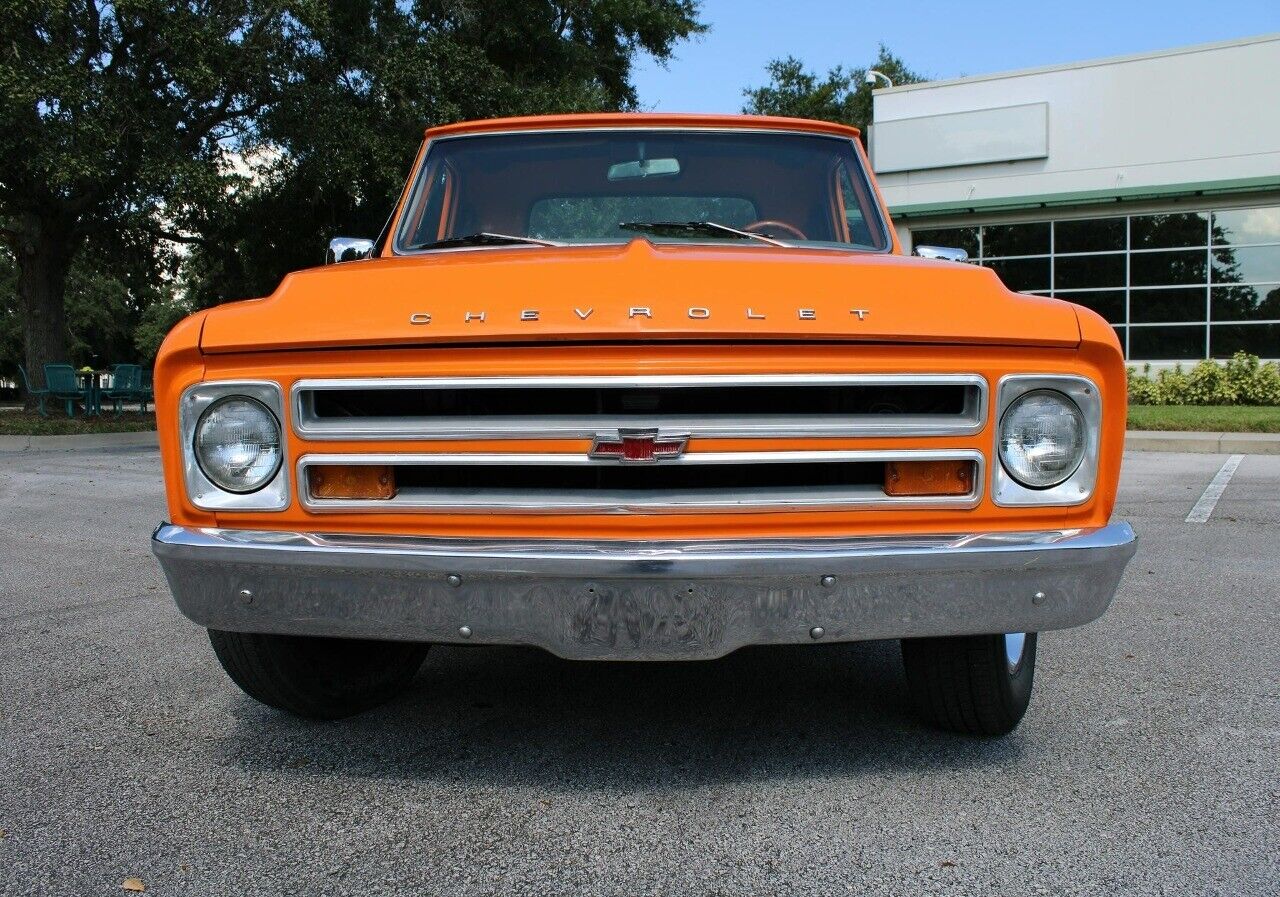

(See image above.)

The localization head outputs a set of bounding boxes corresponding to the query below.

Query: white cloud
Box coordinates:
[1235,207,1280,243]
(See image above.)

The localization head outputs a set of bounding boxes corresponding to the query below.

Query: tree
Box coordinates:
[180,0,706,307]
[0,1,706,388]
[0,0,297,388]
[742,44,925,138]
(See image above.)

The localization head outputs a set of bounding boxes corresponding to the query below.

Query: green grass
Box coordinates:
[1127,404,1280,433]
[0,409,156,436]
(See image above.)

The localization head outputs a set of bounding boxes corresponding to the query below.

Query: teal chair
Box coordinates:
[138,369,154,412]
[102,364,142,416]
[17,365,51,417]
[42,364,91,417]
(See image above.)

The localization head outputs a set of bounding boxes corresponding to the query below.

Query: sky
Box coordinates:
[632,0,1280,112]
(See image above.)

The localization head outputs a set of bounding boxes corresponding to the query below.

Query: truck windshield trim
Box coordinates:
[392,127,893,256]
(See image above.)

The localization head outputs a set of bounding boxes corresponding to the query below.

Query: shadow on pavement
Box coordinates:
[213,640,1025,788]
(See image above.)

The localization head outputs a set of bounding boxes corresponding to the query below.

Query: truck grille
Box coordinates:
[291,374,989,515]
[291,374,986,440]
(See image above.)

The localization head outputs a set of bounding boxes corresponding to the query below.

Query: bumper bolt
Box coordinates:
[447,574,462,587]
[238,589,253,605]
[809,626,825,640]
[1033,590,1047,605]
[458,625,473,639]
[820,575,836,588]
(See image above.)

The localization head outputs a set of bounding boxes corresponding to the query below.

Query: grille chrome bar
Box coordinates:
[297,449,985,514]
[290,374,988,441]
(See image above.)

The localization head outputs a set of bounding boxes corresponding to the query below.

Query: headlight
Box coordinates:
[998,389,1087,489]
[193,396,283,493]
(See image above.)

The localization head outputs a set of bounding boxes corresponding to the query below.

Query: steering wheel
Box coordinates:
[743,219,807,240]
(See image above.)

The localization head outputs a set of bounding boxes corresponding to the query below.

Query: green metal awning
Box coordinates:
[889,175,1280,219]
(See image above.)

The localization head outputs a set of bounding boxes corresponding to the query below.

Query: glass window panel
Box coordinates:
[1130,287,1206,323]
[911,226,978,258]
[982,222,1049,257]
[1054,253,1125,290]
[529,195,758,240]
[1128,325,1206,360]
[1054,217,1125,254]
[1129,249,1206,286]
[1211,284,1280,322]
[1056,290,1125,323]
[1210,324,1280,358]
[1212,245,1280,284]
[1212,206,1280,247]
[983,257,1049,292]
[1130,212,1208,250]
[1113,326,1126,351]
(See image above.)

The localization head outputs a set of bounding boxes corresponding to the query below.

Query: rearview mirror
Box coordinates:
[326,237,376,264]
[607,158,680,181]
[914,245,969,263]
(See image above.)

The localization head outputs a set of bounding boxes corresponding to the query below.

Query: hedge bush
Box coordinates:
[1127,352,1280,406]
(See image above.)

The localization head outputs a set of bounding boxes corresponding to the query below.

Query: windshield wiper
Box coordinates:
[619,220,788,247]
[406,232,563,251]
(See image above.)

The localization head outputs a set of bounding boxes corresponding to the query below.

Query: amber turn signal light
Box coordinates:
[884,460,973,497]
[309,465,396,500]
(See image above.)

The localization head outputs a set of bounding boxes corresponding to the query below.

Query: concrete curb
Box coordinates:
[0,430,158,453]
[1126,430,1280,454]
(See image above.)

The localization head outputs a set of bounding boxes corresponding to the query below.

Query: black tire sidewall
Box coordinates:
[901,631,1039,737]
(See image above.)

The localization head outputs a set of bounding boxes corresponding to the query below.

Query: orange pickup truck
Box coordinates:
[151,113,1136,735]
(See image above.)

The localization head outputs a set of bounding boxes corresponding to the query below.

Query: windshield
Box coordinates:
[394,129,891,253]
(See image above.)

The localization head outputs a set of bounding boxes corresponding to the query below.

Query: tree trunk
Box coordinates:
[16,228,75,402]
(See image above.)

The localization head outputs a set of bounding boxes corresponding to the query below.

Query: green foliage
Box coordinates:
[1127,353,1280,406]
[742,45,925,135]
[134,297,193,362]
[0,0,302,384]
[182,0,706,308]
[0,0,705,380]
[0,237,178,377]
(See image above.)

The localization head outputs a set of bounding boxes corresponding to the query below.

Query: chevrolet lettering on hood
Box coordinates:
[150,112,1135,738]
[407,306,872,324]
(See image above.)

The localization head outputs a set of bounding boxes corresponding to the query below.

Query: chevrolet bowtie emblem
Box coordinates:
[589,429,689,462]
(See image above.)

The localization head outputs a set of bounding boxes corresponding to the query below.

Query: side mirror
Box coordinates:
[326,237,376,264]
[914,245,969,263]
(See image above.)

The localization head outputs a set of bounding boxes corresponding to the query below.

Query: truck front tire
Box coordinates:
[900,632,1037,736]
[207,630,430,719]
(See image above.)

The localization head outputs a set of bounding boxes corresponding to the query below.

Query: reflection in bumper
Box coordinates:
[151,522,1137,661]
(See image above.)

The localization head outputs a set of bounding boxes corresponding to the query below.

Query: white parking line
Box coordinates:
[1185,454,1245,523]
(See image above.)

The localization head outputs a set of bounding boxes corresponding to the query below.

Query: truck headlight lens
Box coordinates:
[998,389,1087,489]
[194,396,283,493]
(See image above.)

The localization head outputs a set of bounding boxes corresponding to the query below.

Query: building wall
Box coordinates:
[869,35,1280,361]
[871,34,1280,214]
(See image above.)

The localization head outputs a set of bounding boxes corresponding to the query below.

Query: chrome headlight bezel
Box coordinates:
[179,380,290,511]
[993,375,1101,507]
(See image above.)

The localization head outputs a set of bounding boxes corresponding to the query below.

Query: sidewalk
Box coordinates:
[1124,431,1280,454]
[0,431,158,452]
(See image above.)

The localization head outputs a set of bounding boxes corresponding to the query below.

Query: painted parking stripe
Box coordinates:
[1185,454,1245,524]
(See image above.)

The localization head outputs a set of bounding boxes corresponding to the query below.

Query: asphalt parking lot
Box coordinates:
[1,448,1276,896]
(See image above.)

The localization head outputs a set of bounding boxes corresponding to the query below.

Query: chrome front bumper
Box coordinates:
[151,522,1137,661]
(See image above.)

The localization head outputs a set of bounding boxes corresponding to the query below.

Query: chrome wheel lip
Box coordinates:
[1004,632,1028,672]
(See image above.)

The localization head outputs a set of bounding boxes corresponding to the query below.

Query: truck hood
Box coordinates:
[198,241,1080,353]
